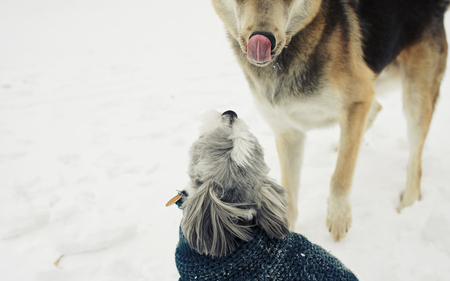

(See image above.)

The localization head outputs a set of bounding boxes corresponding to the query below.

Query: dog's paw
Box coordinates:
[326,196,352,242]
[397,189,421,213]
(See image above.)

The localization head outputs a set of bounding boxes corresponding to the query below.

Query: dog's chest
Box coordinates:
[252,84,343,132]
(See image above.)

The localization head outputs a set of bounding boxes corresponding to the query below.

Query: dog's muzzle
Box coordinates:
[222,110,238,125]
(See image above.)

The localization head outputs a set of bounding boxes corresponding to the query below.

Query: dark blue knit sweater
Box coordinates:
[176,227,358,280]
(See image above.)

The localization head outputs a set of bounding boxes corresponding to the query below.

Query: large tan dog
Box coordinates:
[212,0,448,241]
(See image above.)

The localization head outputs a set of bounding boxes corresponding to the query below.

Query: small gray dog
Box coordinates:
[171,110,358,280]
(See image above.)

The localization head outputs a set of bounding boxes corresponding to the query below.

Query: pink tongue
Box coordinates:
[247,35,272,64]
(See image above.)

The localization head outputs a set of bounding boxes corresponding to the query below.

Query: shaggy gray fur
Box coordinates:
[180,112,289,258]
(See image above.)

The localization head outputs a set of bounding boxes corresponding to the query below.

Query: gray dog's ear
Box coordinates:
[181,181,255,258]
[256,180,290,239]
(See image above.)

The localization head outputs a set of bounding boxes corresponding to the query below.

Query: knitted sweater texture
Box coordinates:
[176,227,358,281]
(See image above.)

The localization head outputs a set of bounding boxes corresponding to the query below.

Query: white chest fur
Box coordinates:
[253,88,343,132]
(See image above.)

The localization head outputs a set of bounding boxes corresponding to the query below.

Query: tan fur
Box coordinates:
[212,0,448,241]
[396,30,448,211]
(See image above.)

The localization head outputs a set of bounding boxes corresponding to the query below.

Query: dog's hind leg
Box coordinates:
[397,30,448,212]
[275,130,306,231]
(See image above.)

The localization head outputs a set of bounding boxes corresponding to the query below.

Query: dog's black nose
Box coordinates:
[222,110,237,118]
[249,32,276,51]
[222,110,238,124]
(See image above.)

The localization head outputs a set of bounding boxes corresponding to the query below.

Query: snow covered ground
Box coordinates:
[1,0,450,280]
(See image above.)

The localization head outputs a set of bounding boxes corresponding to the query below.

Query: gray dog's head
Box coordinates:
[181,110,289,258]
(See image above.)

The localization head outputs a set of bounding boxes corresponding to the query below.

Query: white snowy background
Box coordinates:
[1,0,450,280]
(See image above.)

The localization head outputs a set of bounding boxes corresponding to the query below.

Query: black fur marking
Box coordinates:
[357,0,446,74]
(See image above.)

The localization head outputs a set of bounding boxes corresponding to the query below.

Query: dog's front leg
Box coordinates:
[327,100,372,241]
[275,130,306,231]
